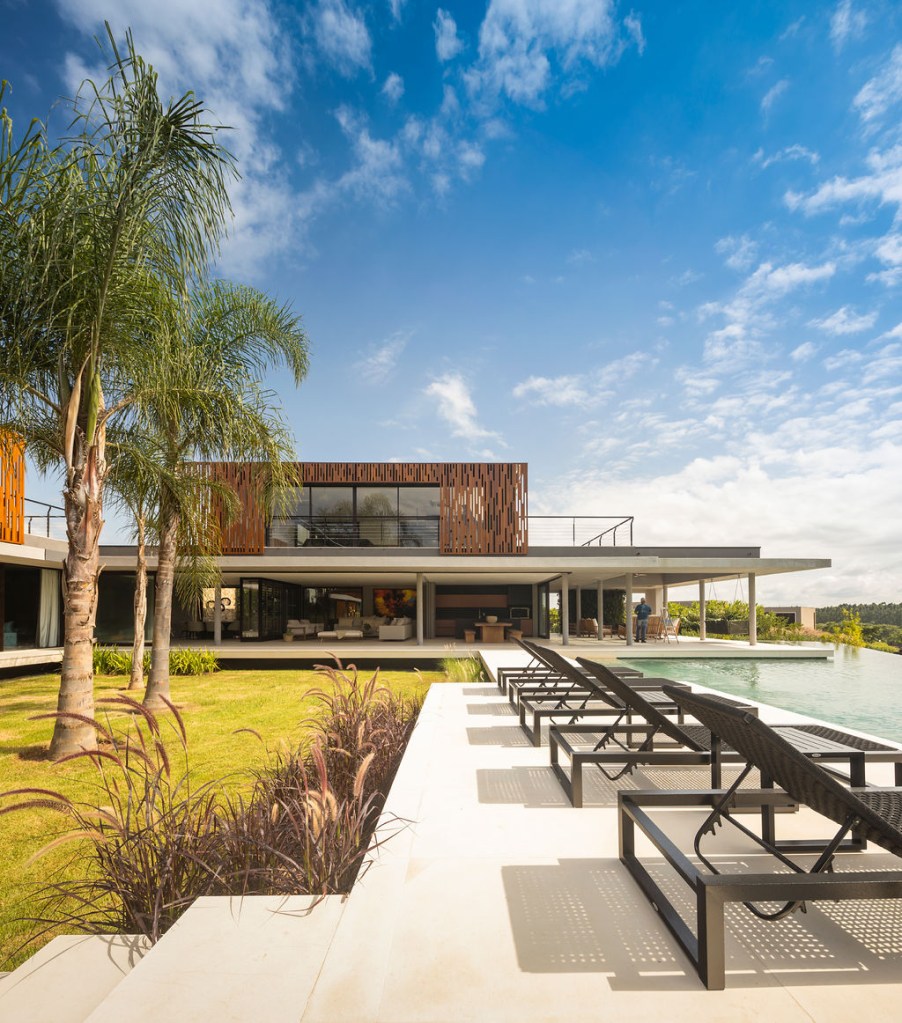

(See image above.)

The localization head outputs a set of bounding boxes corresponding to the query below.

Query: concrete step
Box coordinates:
[0,934,149,1023]
[84,895,345,1023]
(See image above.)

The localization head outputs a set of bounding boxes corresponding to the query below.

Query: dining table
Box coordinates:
[475,621,512,643]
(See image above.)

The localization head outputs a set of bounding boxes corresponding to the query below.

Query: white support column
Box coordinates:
[748,573,757,647]
[416,573,424,646]
[625,573,634,646]
[575,586,582,635]
[597,581,604,642]
[662,582,669,617]
[699,580,707,641]
[561,577,570,646]
[213,583,222,646]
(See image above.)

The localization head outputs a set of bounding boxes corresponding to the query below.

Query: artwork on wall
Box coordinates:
[374,588,416,618]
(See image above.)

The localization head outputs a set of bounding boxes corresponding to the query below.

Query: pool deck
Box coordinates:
[0,634,833,673]
[4,646,899,1023]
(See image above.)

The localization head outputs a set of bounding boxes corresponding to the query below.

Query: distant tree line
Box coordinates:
[817,603,902,627]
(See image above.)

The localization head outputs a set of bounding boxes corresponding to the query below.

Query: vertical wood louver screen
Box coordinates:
[0,435,25,545]
[196,462,528,556]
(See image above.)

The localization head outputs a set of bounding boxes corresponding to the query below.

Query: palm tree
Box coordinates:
[0,34,233,757]
[135,280,309,709]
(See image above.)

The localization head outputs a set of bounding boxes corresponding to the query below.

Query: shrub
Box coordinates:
[92,647,218,677]
[168,648,219,676]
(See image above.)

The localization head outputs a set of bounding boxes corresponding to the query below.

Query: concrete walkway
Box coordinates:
[3,649,900,1021]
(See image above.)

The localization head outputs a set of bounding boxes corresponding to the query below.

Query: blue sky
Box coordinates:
[4,1,902,604]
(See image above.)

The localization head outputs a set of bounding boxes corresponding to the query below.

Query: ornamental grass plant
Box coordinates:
[0,664,423,957]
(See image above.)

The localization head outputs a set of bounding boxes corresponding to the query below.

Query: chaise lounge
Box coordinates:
[619,684,902,989]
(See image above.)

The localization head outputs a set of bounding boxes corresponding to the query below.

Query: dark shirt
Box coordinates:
[635,602,652,620]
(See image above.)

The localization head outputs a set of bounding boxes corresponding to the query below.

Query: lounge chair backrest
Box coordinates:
[519,642,618,708]
[577,658,706,751]
[665,685,902,855]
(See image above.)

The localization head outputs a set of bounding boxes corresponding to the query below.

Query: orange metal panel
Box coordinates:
[0,435,25,545]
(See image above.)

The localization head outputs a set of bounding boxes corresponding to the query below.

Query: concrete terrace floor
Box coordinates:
[4,647,901,1021]
[0,632,832,673]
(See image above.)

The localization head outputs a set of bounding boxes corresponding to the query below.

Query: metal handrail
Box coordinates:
[528,515,634,547]
[24,498,66,539]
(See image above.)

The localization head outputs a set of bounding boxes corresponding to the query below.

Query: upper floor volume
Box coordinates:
[210,461,530,557]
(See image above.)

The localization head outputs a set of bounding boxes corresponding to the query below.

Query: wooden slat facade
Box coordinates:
[0,436,25,545]
[198,462,529,556]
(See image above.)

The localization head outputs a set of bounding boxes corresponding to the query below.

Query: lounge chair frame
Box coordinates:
[619,686,902,989]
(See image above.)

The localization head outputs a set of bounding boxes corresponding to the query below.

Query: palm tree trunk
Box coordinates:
[144,498,179,708]
[129,515,147,690]
[50,455,103,759]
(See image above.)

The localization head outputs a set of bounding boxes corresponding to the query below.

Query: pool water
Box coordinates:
[623,645,902,744]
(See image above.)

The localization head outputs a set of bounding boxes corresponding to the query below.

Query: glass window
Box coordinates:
[357,487,398,517]
[398,487,440,516]
[310,487,353,518]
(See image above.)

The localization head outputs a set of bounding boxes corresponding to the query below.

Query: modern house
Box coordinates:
[0,453,831,654]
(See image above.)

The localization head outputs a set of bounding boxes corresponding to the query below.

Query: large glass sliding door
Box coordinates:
[536,582,551,638]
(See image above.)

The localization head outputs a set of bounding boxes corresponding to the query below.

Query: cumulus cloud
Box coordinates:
[809,305,878,335]
[434,9,464,62]
[425,373,505,447]
[467,0,640,107]
[786,144,902,218]
[54,0,303,279]
[308,0,372,76]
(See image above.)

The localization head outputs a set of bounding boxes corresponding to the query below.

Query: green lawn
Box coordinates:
[0,665,443,970]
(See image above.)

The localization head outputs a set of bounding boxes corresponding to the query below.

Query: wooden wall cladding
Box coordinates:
[198,462,267,555]
[197,462,529,557]
[438,463,528,555]
[0,436,25,545]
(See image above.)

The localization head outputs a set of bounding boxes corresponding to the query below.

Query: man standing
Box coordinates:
[635,597,653,642]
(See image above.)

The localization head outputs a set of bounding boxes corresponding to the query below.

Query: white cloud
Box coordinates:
[809,305,878,334]
[425,373,504,446]
[715,234,758,271]
[875,233,902,266]
[434,9,464,63]
[753,144,820,169]
[854,45,902,127]
[566,248,594,265]
[624,13,645,56]
[388,0,407,22]
[787,144,902,216]
[791,341,818,362]
[761,78,789,115]
[824,348,864,370]
[830,0,868,52]
[54,0,302,279]
[333,107,408,205]
[513,374,590,407]
[382,71,404,103]
[360,331,410,384]
[308,0,372,77]
[468,0,638,107]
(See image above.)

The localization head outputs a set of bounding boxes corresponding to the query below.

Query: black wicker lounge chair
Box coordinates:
[619,685,902,989]
[543,657,755,805]
[512,643,689,748]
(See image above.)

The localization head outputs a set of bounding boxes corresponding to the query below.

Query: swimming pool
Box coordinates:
[623,644,902,744]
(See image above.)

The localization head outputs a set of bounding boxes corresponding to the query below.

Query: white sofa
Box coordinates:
[285,619,322,639]
[379,617,415,641]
